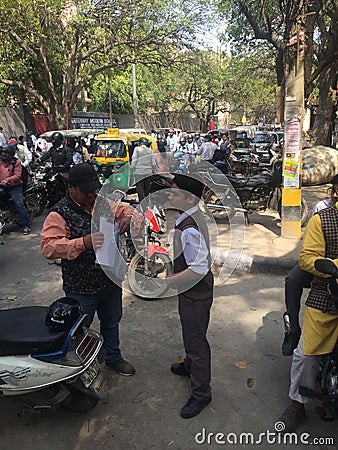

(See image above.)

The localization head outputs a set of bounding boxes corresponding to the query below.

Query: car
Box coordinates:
[249,132,281,166]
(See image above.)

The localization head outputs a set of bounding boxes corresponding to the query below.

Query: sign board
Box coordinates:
[71,116,118,129]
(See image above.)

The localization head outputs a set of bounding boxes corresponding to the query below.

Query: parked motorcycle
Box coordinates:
[0,179,47,232]
[214,153,260,177]
[299,258,338,421]
[0,297,108,414]
[203,160,309,226]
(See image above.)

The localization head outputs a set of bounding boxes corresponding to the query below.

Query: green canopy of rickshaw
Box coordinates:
[40,128,106,139]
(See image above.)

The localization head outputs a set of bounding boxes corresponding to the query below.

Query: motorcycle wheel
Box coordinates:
[128,252,171,299]
[203,188,237,223]
[278,196,309,227]
[63,386,98,413]
[34,188,48,217]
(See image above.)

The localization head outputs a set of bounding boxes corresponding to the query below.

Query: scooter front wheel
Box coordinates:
[128,252,171,299]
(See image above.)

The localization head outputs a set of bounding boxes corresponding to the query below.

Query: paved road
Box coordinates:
[0,203,337,449]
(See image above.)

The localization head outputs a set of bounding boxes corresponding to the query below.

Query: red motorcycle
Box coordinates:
[126,205,172,299]
[114,189,172,299]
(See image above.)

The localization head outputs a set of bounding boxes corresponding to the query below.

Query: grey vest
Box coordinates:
[305,207,338,314]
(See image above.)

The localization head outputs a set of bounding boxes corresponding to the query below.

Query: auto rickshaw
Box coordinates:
[92,128,157,189]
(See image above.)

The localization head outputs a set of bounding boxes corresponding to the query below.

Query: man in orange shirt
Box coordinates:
[41,163,135,376]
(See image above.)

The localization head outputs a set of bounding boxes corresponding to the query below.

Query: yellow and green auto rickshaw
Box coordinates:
[92,128,157,189]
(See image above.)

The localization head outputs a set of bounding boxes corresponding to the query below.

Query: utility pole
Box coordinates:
[281,5,305,238]
[108,69,113,127]
[132,60,139,128]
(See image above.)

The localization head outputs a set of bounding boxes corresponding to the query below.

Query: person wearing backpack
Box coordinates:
[8,137,33,175]
[0,143,31,235]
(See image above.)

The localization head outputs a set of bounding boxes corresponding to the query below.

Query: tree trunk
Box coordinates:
[312,65,336,147]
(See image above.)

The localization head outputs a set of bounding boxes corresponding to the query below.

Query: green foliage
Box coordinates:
[0,0,206,127]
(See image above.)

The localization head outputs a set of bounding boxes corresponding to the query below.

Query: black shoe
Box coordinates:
[170,362,190,377]
[180,396,211,419]
[282,331,301,356]
[22,227,31,235]
[105,358,135,376]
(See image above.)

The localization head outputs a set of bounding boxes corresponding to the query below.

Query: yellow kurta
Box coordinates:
[298,212,338,355]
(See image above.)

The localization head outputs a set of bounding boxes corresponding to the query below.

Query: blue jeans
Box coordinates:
[65,285,122,364]
[8,185,30,228]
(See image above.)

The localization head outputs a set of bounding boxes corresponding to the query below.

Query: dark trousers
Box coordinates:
[65,285,122,364]
[178,294,213,401]
[135,174,152,203]
[284,263,313,333]
[8,185,30,228]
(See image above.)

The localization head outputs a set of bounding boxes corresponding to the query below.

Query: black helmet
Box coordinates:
[51,132,64,146]
[45,297,82,332]
[187,134,194,141]
[0,143,16,161]
[138,137,151,147]
[179,137,186,145]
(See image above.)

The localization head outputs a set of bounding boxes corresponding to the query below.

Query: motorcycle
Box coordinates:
[33,164,66,208]
[0,297,108,414]
[100,185,173,300]
[0,179,48,232]
[120,198,173,299]
[299,258,338,422]
[213,153,260,177]
[202,160,309,226]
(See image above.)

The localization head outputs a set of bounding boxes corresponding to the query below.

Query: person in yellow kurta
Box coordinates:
[279,201,338,431]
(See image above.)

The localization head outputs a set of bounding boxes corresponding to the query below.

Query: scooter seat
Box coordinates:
[0,306,68,356]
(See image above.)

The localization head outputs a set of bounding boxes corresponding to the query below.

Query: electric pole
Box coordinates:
[281,3,305,238]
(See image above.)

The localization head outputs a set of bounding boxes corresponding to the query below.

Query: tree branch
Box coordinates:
[0,78,50,112]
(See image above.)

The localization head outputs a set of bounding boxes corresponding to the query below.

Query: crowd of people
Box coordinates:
[152,128,233,174]
[0,128,96,235]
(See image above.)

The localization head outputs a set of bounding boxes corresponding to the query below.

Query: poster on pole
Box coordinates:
[283,105,301,188]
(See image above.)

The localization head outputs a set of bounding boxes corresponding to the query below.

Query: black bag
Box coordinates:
[12,159,30,191]
[20,165,30,191]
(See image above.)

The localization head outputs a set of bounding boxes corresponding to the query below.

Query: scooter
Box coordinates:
[0,297,108,414]
[299,259,338,422]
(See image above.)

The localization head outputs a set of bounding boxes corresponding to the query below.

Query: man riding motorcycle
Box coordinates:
[39,132,72,173]
[38,132,72,207]
[0,144,31,235]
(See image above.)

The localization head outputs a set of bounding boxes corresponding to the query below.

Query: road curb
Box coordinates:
[249,255,297,275]
[212,250,297,276]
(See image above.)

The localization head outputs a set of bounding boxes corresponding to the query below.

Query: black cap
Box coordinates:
[62,163,102,192]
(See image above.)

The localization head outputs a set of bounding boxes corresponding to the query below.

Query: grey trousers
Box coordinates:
[178,294,213,401]
[288,336,322,404]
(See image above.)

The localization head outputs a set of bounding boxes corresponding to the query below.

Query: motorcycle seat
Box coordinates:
[207,172,237,186]
[0,306,68,356]
[230,172,274,189]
